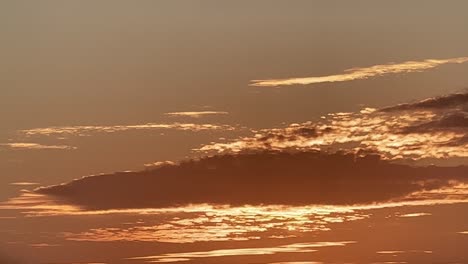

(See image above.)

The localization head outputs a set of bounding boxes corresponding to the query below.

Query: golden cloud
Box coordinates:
[21,123,235,137]
[199,93,468,161]
[0,143,75,150]
[250,57,468,87]
[165,111,229,118]
[127,241,354,263]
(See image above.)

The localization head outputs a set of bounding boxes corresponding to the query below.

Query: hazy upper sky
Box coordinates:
[0,1,467,263]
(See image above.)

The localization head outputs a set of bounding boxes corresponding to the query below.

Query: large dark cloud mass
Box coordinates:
[36,152,468,210]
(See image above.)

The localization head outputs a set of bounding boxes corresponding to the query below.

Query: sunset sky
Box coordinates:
[1,1,467,264]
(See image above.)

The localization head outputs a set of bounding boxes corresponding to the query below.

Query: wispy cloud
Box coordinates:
[398,213,431,218]
[143,160,176,168]
[376,250,432,254]
[165,111,229,118]
[29,243,60,248]
[0,143,75,150]
[250,57,468,87]
[21,123,235,137]
[127,241,354,263]
[61,206,365,243]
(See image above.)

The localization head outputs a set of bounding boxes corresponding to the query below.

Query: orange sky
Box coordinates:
[0,1,467,263]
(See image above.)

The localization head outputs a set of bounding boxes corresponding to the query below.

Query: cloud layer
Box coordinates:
[200,93,468,161]
[250,57,468,87]
[35,151,468,210]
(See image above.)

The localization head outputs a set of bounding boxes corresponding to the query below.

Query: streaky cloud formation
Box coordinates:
[20,122,235,137]
[60,206,368,243]
[144,160,176,168]
[250,57,468,87]
[199,93,468,161]
[127,241,354,263]
[33,151,468,210]
[398,212,431,218]
[165,111,229,118]
[0,143,75,150]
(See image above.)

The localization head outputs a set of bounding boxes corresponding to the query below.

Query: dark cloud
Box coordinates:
[380,92,468,112]
[36,152,468,210]
[401,113,468,134]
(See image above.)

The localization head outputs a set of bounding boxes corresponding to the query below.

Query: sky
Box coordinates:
[0,1,467,264]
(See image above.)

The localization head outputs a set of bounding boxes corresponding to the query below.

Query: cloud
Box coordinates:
[199,93,468,161]
[380,93,468,112]
[20,123,235,137]
[61,205,367,243]
[143,160,176,168]
[0,143,75,150]
[127,241,354,263]
[29,243,60,248]
[34,151,468,211]
[165,111,229,118]
[398,212,431,218]
[250,57,468,87]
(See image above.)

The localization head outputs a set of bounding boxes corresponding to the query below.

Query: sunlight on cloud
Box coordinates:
[29,243,60,248]
[376,250,432,255]
[61,207,367,243]
[21,123,235,137]
[398,212,431,218]
[144,161,176,168]
[0,143,75,150]
[2,185,467,245]
[127,241,354,263]
[198,93,468,161]
[250,57,468,87]
[165,111,229,118]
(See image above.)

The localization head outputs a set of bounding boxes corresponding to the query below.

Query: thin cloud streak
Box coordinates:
[21,123,235,137]
[127,241,354,263]
[398,212,431,218]
[250,57,468,87]
[0,143,75,150]
[165,111,229,118]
